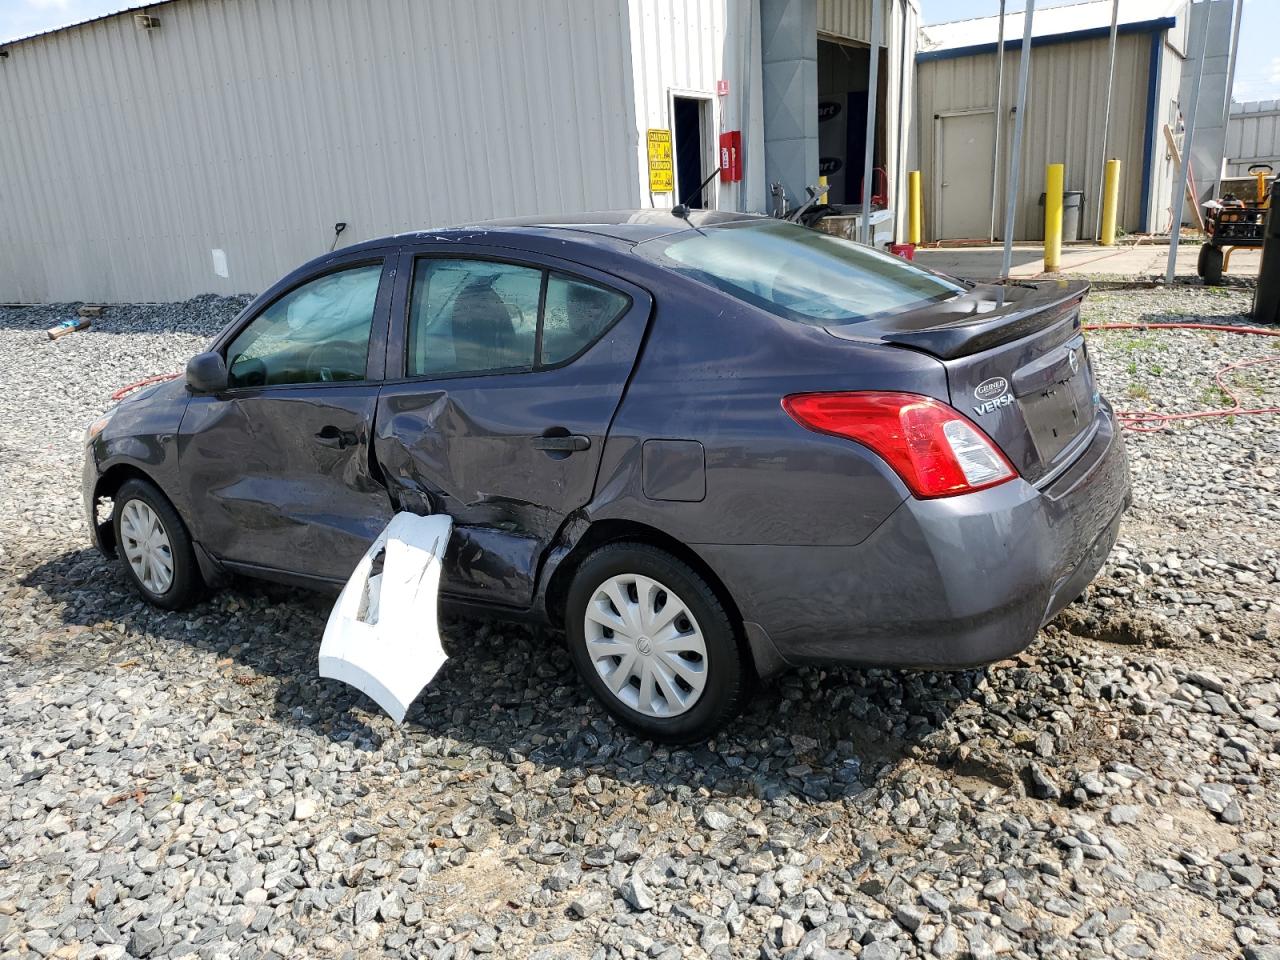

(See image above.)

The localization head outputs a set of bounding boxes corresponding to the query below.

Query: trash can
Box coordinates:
[1038,190,1085,241]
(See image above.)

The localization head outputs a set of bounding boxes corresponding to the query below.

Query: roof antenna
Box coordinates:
[670,204,707,236]
[672,167,722,235]
[328,221,348,252]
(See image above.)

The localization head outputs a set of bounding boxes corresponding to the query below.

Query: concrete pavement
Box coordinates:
[913,241,1262,281]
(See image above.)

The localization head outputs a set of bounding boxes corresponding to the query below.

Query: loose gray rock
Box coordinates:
[619,874,655,912]
[861,941,901,960]
[126,926,163,958]
[1108,804,1140,825]
[0,287,1276,960]
[569,889,607,919]
[1025,762,1062,801]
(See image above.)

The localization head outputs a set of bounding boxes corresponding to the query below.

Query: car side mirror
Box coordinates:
[186,352,228,393]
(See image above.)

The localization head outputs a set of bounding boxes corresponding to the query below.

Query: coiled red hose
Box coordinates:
[110,372,180,401]
[1082,322,1280,432]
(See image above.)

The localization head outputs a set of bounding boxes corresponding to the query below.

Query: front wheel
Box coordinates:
[1198,242,1224,285]
[565,543,746,743]
[112,478,203,610]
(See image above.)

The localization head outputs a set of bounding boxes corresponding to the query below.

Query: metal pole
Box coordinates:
[1045,162,1064,270]
[1166,1,1214,284]
[908,170,922,244]
[1093,0,1120,240]
[896,0,910,241]
[1100,159,1122,245]
[1217,0,1244,201]
[1000,0,1035,279]
[860,0,883,245]
[989,0,1007,242]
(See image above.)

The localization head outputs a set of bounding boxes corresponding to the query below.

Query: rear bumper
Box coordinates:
[700,404,1130,670]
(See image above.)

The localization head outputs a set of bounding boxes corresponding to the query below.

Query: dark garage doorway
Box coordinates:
[673,95,711,208]
[817,37,887,206]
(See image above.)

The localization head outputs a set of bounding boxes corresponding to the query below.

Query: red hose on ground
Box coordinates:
[110,372,180,401]
[1083,322,1280,432]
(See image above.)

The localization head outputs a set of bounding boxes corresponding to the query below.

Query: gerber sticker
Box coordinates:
[973,376,1013,416]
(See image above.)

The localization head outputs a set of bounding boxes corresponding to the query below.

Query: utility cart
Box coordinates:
[1198,163,1273,285]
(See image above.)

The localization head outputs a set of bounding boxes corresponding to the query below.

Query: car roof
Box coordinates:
[475,209,765,241]
[338,209,768,256]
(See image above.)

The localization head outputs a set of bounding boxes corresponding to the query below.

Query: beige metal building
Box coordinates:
[915,0,1207,242]
[0,0,919,303]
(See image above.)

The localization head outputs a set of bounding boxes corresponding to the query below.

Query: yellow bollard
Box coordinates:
[908,170,922,245]
[1044,163,1064,272]
[818,175,829,204]
[1100,159,1121,246]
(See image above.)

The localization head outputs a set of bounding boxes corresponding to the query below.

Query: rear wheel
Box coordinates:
[565,542,745,742]
[112,478,202,610]
[1198,242,1224,285]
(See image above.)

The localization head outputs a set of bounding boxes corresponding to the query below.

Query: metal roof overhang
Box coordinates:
[915,16,1176,63]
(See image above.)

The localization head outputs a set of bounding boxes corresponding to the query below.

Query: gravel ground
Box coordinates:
[1,287,1278,960]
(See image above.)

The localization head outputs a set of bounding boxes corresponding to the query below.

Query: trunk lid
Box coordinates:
[827,280,1097,483]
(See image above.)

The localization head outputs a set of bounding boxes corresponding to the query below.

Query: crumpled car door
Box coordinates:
[374,247,654,608]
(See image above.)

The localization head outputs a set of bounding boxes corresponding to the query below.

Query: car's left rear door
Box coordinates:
[176,252,396,582]
[374,244,652,608]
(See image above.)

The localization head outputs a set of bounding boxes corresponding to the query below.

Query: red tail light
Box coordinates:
[782,391,1017,499]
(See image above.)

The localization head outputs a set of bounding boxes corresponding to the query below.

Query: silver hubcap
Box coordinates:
[584,573,708,718]
[120,499,174,595]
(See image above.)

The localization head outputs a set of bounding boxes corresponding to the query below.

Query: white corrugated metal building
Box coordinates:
[915,0,1238,242]
[1225,100,1280,177]
[0,0,919,303]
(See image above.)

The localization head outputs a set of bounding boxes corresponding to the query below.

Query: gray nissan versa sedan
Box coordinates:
[83,210,1130,741]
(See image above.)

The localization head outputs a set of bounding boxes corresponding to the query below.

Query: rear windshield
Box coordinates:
[636,219,964,326]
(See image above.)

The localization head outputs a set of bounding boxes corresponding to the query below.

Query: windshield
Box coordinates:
[637,219,964,326]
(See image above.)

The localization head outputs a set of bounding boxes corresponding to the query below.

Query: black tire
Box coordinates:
[1199,243,1224,285]
[111,478,203,610]
[565,542,746,743]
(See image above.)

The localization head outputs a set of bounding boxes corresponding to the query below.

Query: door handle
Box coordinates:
[315,425,359,449]
[531,434,591,453]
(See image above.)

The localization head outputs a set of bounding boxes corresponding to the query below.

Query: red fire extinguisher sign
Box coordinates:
[719,131,742,182]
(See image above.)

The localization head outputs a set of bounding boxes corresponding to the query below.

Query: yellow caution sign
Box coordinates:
[647,129,674,194]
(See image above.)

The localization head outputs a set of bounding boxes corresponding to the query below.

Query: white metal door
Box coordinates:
[937,112,996,240]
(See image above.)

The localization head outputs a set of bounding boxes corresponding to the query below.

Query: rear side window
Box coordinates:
[225,263,381,388]
[541,274,629,366]
[637,219,964,326]
[408,260,542,377]
[407,259,628,377]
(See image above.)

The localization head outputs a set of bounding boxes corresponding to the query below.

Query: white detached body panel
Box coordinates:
[318,513,453,723]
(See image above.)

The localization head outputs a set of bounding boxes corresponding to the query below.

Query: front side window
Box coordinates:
[225,263,382,388]
[636,219,964,326]
[407,259,628,377]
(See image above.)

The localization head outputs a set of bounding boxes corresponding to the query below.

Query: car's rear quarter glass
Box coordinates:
[540,274,629,366]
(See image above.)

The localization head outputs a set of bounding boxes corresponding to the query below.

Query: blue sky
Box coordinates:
[2,0,1277,101]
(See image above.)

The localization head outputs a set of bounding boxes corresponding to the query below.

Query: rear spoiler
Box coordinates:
[877,281,1090,360]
